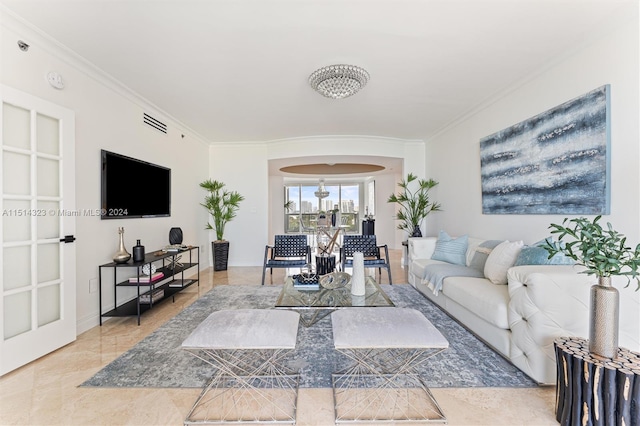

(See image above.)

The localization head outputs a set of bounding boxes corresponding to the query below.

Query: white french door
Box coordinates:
[0,85,76,376]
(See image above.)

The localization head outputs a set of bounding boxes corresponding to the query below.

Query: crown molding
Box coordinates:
[0,6,209,146]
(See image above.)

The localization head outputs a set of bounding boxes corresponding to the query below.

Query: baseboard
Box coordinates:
[76,313,102,335]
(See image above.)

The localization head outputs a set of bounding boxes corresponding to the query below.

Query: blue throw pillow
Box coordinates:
[431,230,468,266]
[513,238,575,266]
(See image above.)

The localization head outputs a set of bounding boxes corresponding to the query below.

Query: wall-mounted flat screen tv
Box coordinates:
[101,150,171,219]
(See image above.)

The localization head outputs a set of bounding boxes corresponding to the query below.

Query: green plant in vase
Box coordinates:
[544,215,640,359]
[200,179,244,271]
[387,173,441,237]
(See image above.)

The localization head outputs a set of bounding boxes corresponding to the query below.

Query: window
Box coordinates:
[284,183,361,233]
[367,180,375,217]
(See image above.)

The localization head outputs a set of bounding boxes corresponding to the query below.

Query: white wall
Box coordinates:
[1,15,211,334]
[425,15,640,349]
[208,143,269,266]
[426,18,639,243]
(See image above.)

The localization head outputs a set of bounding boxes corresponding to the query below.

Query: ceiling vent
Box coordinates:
[143,113,167,134]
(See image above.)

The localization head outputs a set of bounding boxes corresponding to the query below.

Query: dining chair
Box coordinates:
[340,234,392,284]
[262,234,311,285]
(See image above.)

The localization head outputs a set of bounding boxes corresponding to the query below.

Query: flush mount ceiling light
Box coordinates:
[309,64,370,99]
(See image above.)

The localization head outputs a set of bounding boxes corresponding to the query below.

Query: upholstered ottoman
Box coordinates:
[182,309,300,425]
[331,307,449,423]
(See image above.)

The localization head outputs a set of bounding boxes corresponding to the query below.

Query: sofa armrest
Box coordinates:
[507,265,595,384]
[407,237,437,262]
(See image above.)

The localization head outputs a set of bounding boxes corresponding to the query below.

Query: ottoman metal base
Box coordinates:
[182,310,300,425]
[332,347,447,423]
[183,348,299,425]
[331,308,449,424]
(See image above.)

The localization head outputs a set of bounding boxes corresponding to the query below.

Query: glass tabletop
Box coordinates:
[275,275,394,309]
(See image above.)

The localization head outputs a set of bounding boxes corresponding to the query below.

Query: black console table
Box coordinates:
[99,246,199,325]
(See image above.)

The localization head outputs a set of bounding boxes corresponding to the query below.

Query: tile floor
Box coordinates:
[0,249,557,425]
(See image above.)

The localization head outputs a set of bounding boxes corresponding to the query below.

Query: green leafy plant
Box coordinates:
[200,179,244,241]
[544,215,640,291]
[387,173,441,236]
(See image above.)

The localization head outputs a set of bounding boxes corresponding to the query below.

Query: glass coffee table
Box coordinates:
[275,274,394,327]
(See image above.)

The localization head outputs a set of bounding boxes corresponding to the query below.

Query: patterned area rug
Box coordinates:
[81,284,537,389]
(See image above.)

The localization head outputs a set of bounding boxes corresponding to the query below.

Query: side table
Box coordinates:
[554,337,640,426]
[315,254,336,275]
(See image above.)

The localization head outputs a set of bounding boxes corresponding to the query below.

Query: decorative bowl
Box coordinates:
[293,273,318,285]
[319,272,351,289]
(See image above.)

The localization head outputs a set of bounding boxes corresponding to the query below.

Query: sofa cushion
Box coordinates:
[431,230,468,265]
[441,276,510,330]
[469,240,504,272]
[514,239,575,266]
[465,237,489,266]
[484,240,524,285]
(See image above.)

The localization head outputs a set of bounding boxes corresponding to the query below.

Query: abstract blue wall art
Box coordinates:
[480,85,610,215]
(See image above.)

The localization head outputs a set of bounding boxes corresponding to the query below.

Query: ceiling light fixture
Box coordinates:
[309,64,370,99]
[314,179,330,199]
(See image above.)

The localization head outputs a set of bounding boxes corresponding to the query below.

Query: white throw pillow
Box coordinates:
[484,240,524,285]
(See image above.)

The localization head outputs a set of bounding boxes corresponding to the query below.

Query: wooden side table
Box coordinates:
[554,337,640,426]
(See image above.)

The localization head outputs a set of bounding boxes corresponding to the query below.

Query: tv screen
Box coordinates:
[101,150,171,219]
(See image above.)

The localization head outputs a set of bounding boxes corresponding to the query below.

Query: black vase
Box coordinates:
[132,239,145,263]
[169,227,183,245]
[212,241,229,271]
[411,225,422,237]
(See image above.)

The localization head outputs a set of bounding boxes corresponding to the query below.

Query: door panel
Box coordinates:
[1,85,76,376]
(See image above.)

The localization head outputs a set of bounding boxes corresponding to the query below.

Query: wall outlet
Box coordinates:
[89,278,98,293]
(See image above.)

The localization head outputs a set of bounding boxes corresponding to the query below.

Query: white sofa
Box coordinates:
[407,236,595,384]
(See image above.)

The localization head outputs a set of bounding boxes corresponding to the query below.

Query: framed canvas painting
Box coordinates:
[480,85,610,215]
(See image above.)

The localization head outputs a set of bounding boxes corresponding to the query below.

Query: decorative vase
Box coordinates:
[132,239,145,263]
[113,227,131,264]
[169,227,183,245]
[351,252,366,296]
[589,276,619,359]
[351,294,366,306]
[411,225,422,237]
[331,213,337,227]
[212,240,230,271]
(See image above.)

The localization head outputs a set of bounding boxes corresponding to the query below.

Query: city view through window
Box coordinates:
[284,184,360,233]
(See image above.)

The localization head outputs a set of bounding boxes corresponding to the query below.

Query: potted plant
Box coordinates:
[387,173,441,237]
[200,179,244,271]
[544,215,640,359]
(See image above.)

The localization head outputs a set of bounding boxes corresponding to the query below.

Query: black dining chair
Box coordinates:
[340,234,392,284]
[262,235,311,285]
